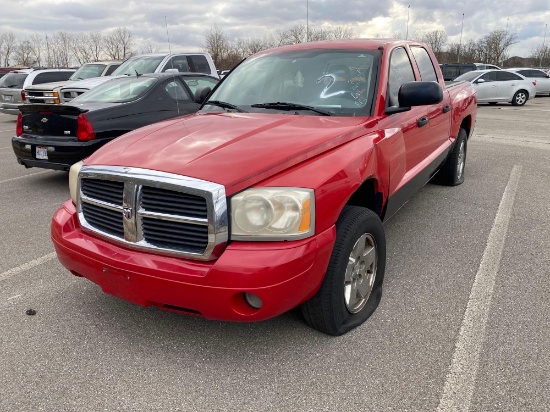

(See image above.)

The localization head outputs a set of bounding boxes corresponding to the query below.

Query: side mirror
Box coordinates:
[475,78,486,84]
[385,82,442,114]
[194,86,212,104]
[399,81,443,107]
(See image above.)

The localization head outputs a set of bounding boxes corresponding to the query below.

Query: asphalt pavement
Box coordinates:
[0,97,549,411]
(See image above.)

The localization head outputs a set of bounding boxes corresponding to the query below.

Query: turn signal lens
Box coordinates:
[16,113,23,136]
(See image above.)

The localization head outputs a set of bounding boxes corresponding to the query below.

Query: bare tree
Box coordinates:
[481,29,518,65]
[203,25,231,68]
[330,26,356,40]
[530,44,550,67]
[1,32,17,66]
[13,39,37,66]
[140,40,159,54]
[88,32,105,61]
[104,27,134,60]
[49,32,75,67]
[417,30,447,61]
[72,33,95,65]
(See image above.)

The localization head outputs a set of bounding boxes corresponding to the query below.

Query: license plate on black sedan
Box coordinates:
[36,146,48,160]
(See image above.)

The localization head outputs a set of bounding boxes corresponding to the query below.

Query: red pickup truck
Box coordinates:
[51,39,477,336]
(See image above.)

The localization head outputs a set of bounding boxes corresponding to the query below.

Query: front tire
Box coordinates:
[512,90,528,106]
[301,206,386,336]
[433,128,467,186]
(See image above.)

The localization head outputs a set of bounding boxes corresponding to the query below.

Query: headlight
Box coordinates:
[69,161,84,204]
[231,188,314,240]
[44,92,59,97]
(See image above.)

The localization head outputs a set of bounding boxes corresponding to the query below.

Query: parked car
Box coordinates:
[12,73,218,171]
[59,53,219,103]
[51,39,477,336]
[454,69,536,106]
[24,61,122,104]
[0,68,76,115]
[506,68,550,95]
[440,63,501,81]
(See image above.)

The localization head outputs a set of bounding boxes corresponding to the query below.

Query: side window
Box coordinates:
[33,71,73,85]
[188,55,211,74]
[104,65,120,75]
[410,47,438,82]
[387,48,416,107]
[163,56,190,73]
[164,79,191,101]
[497,71,522,81]
[183,77,218,95]
[479,72,498,82]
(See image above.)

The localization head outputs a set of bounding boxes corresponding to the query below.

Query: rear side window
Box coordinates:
[497,71,522,81]
[189,55,211,74]
[0,73,28,88]
[411,47,438,82]
[183,76,219,95]
[163,79,191,101]
[163,56,190,72]
[33,72,73,85]
[387,48,416,107]
[104,65,120,75]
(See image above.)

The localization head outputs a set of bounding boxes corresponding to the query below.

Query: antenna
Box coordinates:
[165,16,180,115]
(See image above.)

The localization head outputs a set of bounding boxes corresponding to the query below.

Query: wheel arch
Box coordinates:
[345,178,385,220]
[460,115,472,139]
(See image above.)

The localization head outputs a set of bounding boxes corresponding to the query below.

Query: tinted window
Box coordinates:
[0,73,28,88]
[189,55,210,74]
[183,76,218,95]
[388,48,416,106]
[411,47,438,82]
[522,69,546,78]
[497,71,522,81]
[104,64,120,75]
[164,79,191,101]
[455,71,483,82]
[479,72,498,82]
[33,72,74,85]
[163,56,190,72]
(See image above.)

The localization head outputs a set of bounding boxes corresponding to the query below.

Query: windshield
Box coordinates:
[454,71,483,82]
[70,64,107,81]
[0,73,27,89]
[111,56,165,76]
[71,77,157,103]
[205,49,380,116]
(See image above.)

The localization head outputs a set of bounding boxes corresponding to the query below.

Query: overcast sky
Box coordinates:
[1,0,548,58]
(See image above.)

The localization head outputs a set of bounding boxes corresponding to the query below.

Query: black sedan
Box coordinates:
[12,72,218,171]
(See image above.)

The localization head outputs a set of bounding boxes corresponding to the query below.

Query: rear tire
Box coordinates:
[512,90,528,106]
[433,128,467,186]
[301,206,386,336]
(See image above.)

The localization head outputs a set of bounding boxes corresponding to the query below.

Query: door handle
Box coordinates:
[417,116,429,127]
[443,105,451,113]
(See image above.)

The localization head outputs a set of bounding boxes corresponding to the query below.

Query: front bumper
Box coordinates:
[0,103,20,115]
[12,136,107,171]
[52,200,336,322]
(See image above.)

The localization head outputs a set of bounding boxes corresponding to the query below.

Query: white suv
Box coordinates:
[0,68,75,115]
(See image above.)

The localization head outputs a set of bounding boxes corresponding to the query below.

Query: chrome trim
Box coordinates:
[77,165,228,261]
[80,195,123,212]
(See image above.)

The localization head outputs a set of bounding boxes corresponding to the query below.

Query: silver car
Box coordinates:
[454,69,536,106]
[506,68,550,95]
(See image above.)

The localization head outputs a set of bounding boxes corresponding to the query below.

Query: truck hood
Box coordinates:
[61,75,124,91]
[85,112,376,194]
[25,80,75,91]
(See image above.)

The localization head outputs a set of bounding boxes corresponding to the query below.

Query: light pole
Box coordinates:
[306,0,309,42]
[406,5,410,40]
[458,13,464,63]
[540,23,548,68]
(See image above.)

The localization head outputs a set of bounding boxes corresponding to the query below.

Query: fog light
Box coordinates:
[244,293,263,309]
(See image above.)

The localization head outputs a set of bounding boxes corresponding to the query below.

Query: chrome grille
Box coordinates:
[77,166,228,261]
[81,179,124,205]
[81,202,124,237]
[141,186,207,218]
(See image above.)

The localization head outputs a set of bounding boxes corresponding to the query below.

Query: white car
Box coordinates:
[454,69,536,106]
[506,68,550,95]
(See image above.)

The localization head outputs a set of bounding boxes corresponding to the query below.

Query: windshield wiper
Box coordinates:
[205,100,247,113]
[251,102,332,116]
